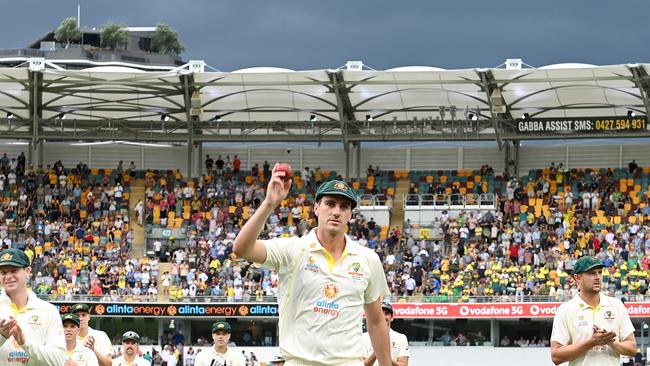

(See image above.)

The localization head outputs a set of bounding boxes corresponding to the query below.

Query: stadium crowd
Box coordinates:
[0,156,163,299]
[1,151,649,306]
[140,158,650,306]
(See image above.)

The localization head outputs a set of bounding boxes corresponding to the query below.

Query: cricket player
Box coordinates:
[234,165,392,366]
[0,247,66,366]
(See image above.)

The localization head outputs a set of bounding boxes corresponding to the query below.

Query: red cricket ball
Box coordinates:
[276,163,293,181]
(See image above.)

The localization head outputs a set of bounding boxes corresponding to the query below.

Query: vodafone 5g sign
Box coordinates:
[391,302,650,319]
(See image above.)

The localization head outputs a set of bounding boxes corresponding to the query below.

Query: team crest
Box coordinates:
[349,262,361,272]
[334,182,347,191]
[603,311,615,321]
[1,253,12,261]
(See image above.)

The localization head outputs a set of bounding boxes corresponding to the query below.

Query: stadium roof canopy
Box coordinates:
[0,60,649,149]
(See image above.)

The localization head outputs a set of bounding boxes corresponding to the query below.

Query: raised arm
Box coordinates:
[233,163,292,263]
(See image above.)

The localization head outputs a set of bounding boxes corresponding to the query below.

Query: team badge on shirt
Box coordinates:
[603,310,615,322]
[348,262,365,284]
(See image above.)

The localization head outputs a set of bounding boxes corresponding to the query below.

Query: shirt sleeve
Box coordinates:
[360,332,373,358]
[234,352,247,366]
[550,304,570,345]
[396,333,410,358]
[261,238,295,270]
[364,250,390,304]
[616,300,635,340]
[93,330,114,357]
[86,348,100,366]
[22,302,66,366]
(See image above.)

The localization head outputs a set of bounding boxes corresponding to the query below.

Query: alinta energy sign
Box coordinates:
[53,302,279,317]
[53,301,650,319]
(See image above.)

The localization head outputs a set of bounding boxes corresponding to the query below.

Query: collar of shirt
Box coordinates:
[0,289,38,315]
[305,228,360,255]
[573,292,612,313]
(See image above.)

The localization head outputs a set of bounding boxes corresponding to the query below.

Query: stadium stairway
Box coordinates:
[388,177,410,230]
[129,178,146,256]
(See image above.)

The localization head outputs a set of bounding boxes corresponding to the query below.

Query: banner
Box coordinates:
[391,302,650,319]
[52,301,650,319]
[516,116,647,134]
[53,302,278,317]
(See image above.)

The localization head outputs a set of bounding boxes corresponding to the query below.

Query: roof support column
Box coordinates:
[181,74,198,179]
[328,71,357,178]
[477,70,512,150]
[28,70,43,168]
[629,65,650,123]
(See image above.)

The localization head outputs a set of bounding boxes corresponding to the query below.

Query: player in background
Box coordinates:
[551,256,636,365]
[62,313,99,366]
[193,321,245,366]
[112,332,150,366]
[0,247,66,366]
[362,302,409,366]
[71,303,113,366]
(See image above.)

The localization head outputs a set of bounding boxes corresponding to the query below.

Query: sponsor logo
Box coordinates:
[313,299,341,317]
[304,256,320,272]
[313,283,342,317]
[239,306,249,316]
[323,284,339,300]
[578,315,584,321]
[167,306,177,316]
[95,304,105,315]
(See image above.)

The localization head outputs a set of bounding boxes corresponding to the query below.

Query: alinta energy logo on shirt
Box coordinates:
[7,340,29,364]
[313,283,341,317]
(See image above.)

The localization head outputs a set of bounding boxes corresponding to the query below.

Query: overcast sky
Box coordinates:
[2,0,648,71]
